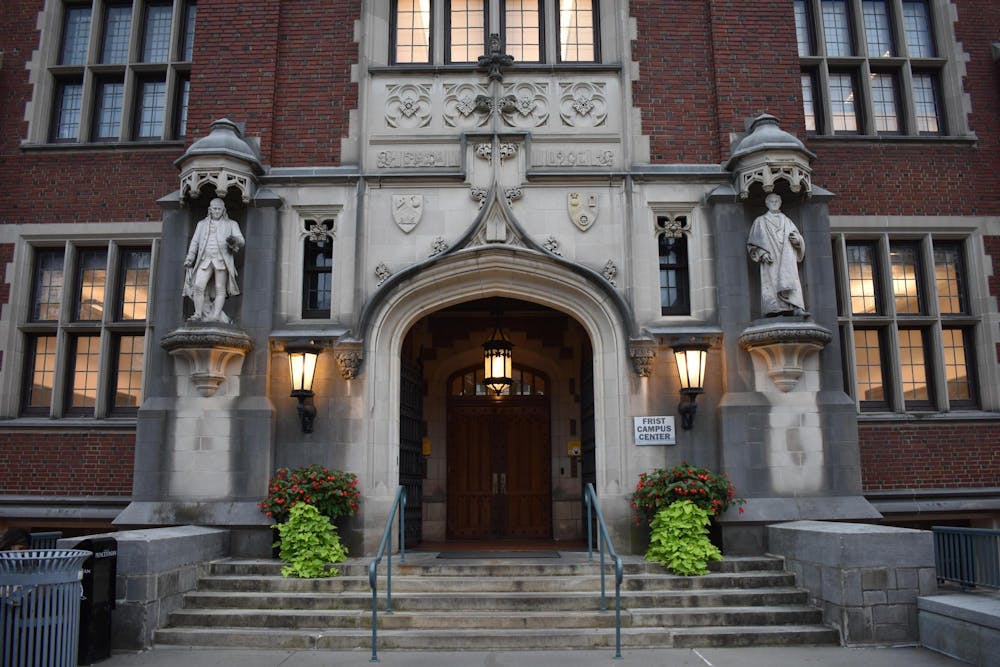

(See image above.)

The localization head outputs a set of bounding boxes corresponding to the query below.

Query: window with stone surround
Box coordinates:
[30,0,195,145]
[655,213,692,317]
[795,0,965,137]
[834,234,978,413]
[21,243,153,417]
[391,0,598,65]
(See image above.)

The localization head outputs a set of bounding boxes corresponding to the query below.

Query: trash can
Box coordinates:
[76,537,117,664]
[0,549,90,667]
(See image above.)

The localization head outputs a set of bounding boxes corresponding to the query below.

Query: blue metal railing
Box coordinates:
[932,526,1000,590]
[584,482,624,659]
[368,486,406,663]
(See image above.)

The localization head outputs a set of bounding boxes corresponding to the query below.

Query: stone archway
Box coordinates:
[357,248,634,553]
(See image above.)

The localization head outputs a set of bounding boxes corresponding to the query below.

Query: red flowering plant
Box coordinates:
[630,463,745,526]
[258,465,360,524]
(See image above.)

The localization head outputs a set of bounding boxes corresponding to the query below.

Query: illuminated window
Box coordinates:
[846,243,879,315]
[449,364,547,397]
[39,1,194,143]
[797,0,951,137]
[889,242,922,314]
[391,0,599,65]
[449,0,487,63]
[836,235,978,413]
[21,243,153,418]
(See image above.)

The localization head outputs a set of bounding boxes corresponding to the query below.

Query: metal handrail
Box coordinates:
[368,486,406,663]
[932,526,1000,590]
[584,482,624,659]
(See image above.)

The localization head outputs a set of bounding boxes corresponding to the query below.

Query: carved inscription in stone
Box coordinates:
[376,151,459,169]
[535,149,616,168]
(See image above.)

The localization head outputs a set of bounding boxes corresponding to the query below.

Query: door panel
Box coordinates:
[447,401,551,539]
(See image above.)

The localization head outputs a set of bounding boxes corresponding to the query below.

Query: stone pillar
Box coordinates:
[117,120,278,556]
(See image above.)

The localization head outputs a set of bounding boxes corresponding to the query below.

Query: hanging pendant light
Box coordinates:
[483,311,513,396]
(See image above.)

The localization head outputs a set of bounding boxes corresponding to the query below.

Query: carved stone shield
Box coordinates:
[392,194,424,233]
[568,192,598,231]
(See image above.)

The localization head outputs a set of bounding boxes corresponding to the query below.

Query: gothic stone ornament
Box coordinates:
[336,351,363,380]
[180,169,254,204]
[444,82,490,128]
[161,326,253,398]
[303,219,335,245]
[655,212,692,238]
[375,262,392,287]
[392,194,424,233]
[470,187,488,209]
[385,83,432,129]
[430,236,449,256]
[543,235,562,255]
[568,192,599,231]
[629,339,658,378]
[739,321,832,392]
[477,32,514,82]
[559,82,608,127]
[504,187,523,206]
[602,260,618,286]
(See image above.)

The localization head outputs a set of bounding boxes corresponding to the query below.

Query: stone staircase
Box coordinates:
[155,552,839,650]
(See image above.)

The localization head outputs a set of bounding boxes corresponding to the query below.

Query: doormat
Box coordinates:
[437,551,560,559]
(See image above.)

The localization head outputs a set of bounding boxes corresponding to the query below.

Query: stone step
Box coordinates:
[669,625,840,648]
[193,571,794,594]
[167,608,620,630]
[209,555,786,578]
[629,605,824,627]
[181,587,809,612]
[155,624,837,651]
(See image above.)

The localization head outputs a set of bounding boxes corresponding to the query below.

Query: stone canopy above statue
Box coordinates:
[726,114,815,200]
[177,118,263,204]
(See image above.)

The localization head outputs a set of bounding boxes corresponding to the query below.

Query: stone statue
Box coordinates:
[183,198,245,323]
[747,193,806,316]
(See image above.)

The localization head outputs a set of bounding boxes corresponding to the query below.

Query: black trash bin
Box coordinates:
[75,537,117,665]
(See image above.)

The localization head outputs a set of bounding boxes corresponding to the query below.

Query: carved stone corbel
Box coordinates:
[334,340,364,380]
[629,338,658,378]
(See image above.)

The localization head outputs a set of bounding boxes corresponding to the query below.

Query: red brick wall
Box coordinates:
[860,422,1000,491]
[0,432,135,495]
[187,0,360,166]
[0,2,180,224]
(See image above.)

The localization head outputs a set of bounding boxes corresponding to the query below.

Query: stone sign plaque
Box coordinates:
[634,416,676,446]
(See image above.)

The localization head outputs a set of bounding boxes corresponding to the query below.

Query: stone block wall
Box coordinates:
[768,520,937,645]
[60,525,228,650]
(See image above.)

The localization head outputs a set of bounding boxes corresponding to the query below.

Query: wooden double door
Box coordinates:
[446,399,551,539]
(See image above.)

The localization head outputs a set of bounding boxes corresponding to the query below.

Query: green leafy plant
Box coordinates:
[275,502,348,578]
[644,500,722,576]
[258,465,360,524]
[630,463,745,526]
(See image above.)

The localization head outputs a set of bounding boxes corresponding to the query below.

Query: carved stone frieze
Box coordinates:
[475,142,518,162]
[534,148,616,168]
[443,82,490,128]
[602,260,617,286]
[629,338,658,378]
[501,81,549,128]
[559,82,608,127]
[376,150,458,169]
[385,83,432,129]
[375,262,392,287]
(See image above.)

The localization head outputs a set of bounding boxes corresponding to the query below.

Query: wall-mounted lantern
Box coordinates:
[286,339,322,433]
[483,312,513,396]
[673,343,709,430]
